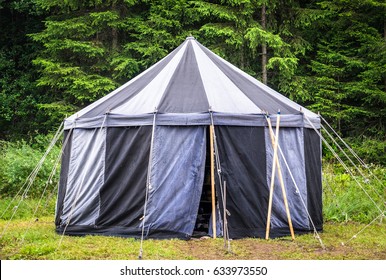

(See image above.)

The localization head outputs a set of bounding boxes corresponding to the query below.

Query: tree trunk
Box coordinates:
[261,4,267,85]
[111,2,118,51]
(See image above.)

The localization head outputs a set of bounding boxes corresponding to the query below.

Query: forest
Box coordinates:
[0,0,385,165]
[0,1,385,263]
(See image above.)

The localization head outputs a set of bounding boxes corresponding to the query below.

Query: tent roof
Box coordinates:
[66,37,319,127]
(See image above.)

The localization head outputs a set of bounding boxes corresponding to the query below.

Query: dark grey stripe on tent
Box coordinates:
[214,126,269,239]
[304,128,323,230]
[81,43,185,118]
[196,41,296,115]
[95,126,152,228]
[158,41,209,113]
[55,130,73,226]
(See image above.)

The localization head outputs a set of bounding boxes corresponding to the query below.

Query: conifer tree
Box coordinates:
[116,0,200,77]
[301,0,386,137]
[0,0,47,138]
[192,0,313,95]
[30,0,140,115]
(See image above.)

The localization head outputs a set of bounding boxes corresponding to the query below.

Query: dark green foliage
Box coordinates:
[30,0,126,107]
[191,0,306,88]
[0,0,47,139]
[119,0,199,75]
[298,0,386,139]
[0,0,384,165]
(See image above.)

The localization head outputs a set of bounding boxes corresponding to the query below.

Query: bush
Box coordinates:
[322,162,386,223]
[322,136,386,167]
[0,135,61,198]
[348,137,386,166]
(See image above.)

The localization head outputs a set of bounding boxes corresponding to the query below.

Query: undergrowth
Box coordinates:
[322,162,385,223]
[0,135,61,198]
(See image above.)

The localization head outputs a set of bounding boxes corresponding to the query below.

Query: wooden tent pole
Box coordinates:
[266,115,295,240]
[210,124,216,239]
[265,112,281,240]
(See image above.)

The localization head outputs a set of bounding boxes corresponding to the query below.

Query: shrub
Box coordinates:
[0,135,61,198]
[322,163,385,223]
[322,136,386,167]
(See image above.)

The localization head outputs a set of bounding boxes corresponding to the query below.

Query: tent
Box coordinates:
[56,36,323,240]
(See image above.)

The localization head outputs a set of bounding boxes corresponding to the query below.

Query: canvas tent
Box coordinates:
[56,36,323,240]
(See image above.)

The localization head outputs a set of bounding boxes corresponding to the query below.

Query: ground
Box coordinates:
[0,217,385,260]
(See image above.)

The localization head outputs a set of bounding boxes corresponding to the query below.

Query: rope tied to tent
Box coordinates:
[304,115,384,216]
[319,114,385,201]
[57,114,107,248]
[304,114,385,244]
[0,121,65,239]
[262,113,326,249]
[20,123,75,244]
[138,108,158,260]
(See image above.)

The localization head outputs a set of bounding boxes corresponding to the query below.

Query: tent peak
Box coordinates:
[186,35,196,41]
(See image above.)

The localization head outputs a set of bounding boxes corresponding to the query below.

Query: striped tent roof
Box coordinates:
[66,37,318,127]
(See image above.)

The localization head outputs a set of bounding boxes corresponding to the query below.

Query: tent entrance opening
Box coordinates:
[193,127,213,237]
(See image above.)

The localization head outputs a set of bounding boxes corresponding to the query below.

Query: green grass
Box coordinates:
[0,215,385,260]
[0,162,384,260]
[322,163,385,223]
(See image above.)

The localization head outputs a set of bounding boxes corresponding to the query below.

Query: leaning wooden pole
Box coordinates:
[210,124,216,239]
[265,112,281,240]
[266,115,295,240]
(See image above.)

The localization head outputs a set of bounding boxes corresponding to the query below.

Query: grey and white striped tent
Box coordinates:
[56,37,322,239]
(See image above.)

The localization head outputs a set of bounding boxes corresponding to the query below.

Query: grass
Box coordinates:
[0,215,385,260]
[0,162,384,260]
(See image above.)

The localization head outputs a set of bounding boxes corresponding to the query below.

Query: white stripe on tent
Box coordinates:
[191,40,262,114]
[61,128,106,225]
[112,42,189,114]
[203,45,317,118]
[265,127,309,229]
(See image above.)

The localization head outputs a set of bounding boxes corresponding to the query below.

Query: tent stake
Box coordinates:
[223,180,227,248]
[210,124,217,239]
[266,115,295,240]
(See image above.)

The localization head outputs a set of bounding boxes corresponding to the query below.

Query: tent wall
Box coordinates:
[265,127,310,235]
[56,125,207,238]
[304,128,323,231]
[214,126,269,238]
[56,123,322,238]
[56,127,151,236]
[94,126,151,234]
[55,130,72,226]
[143,126,206,239]
[213,126,321,238]
[60,128,106,226]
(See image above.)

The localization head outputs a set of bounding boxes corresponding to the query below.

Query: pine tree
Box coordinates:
[302,0,386,137]
[0,0,49,139]
[30,0,141,114]
[192,0,313,95]
[116,0,200,76]
[30,0,203,119]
